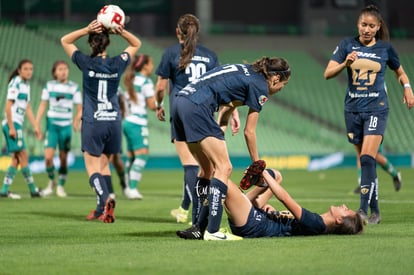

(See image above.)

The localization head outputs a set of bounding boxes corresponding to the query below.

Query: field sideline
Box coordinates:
[1,168,413,274]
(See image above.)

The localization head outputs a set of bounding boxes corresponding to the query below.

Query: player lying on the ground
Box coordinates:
[177,160,365,239]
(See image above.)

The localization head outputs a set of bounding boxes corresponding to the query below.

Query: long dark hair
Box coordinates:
[177,13,200,70]
[251,57,291,81]
[88,30,110,57]
[359,4,390,41]
[123,54,151,103]
[8,59,33,83]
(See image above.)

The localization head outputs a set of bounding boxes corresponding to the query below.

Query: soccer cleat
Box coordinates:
[393,172,402,192]
[56,185,67,197]
[204,229,243,241]
[170,206,189,223]
[125,188,143,200]
[0,191,21,199]
[42,180,56,197]
[176,225,203,240]
[86,210,104,221]
[240,160,267,190]
[102,197,116,223]
[353,186,360,195]
[368,212,381,224]
[30,188,44,198]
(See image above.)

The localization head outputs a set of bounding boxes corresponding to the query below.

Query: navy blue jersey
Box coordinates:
[178,64,269,113]
[330,37,400,112]
[156,43,219,96]
[72,51,130,122]
[229,207,326,238]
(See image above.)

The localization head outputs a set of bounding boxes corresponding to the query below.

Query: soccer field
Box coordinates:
[1,168,413,274]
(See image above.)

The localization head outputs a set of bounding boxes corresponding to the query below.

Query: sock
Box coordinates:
[369,178,380,214]
[89,173,109,214]
[1,166,17,193]
[46,165,55,181]
[380,160,398,178]
[129,155,147,189]
[207,178,228,234]
[104,175,113,194]
[359,155,377,214]
[357,168,361,185]
[182,165,198,210]
[58,167,67,186]
[21,166,37,193]
[117,169,127,190]
[197,198,210,233]
[192,177,210,224]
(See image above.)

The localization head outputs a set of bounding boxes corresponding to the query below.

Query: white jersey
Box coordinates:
[2,76,30,126]
[124,73,154,126]
[41,80,82,126]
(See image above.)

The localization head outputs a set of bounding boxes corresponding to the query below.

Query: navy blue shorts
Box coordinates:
[171,96,224,143]
[81,120,122,156]
[344,110,388,145]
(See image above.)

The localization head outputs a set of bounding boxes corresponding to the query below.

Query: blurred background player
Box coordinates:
[36,60,82,197]
[155,13,220,223]
[123,54,156,199]
[61,19,141,222]
[324,5,414,224]
[0,59,44,199]
[352,145,401,194]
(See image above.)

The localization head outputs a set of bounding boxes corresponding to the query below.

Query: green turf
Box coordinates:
[1,168,413,274]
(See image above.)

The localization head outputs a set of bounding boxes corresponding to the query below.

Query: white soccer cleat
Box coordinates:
[0,191,21,199]
[203,230,243,241]
[42,180,56,197]
[56,185,67,197]
[125,188,143,200]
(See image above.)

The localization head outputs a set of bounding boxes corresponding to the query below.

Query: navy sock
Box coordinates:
[89,173,109,214]
[369,178,380,214]
[192,178,210,224]
[207,178,227,233]
[104,175,114,194]
[359,155,377,214]
[181,165,198,210]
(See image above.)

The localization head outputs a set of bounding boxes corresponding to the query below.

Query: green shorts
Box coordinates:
[44,119,72,151]
[123,120,149,152]
[2,122,25,152]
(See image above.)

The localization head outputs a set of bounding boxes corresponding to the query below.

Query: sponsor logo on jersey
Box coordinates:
[258,95,268,106]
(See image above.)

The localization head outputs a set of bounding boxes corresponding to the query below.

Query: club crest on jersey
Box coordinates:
[258,95,268,106]
[121,53,128,61]
[347,132,354,140]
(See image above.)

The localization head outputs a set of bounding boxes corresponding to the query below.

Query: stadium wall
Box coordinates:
[0,153,412,174]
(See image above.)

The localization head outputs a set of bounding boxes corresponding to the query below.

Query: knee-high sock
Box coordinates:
[89,173,109,214]
[193,178,210,224]
[58,166,67,187]
[360,155,377,214]
[182,165,198,210]
[129,155,148,189]
[104,175,113,194]
[369,178,379,214]
[1,166,17,193]
[21,166,36,193]
[207,178,227,234]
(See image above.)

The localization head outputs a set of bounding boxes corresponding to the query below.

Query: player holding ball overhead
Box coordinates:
[61,7,141,223]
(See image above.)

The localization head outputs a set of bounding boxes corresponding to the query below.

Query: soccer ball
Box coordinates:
[97,5,125,31]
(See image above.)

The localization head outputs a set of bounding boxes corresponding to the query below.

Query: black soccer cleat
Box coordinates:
[393,172,402,192]
[176,225,203,240]
[240,160,266,190]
